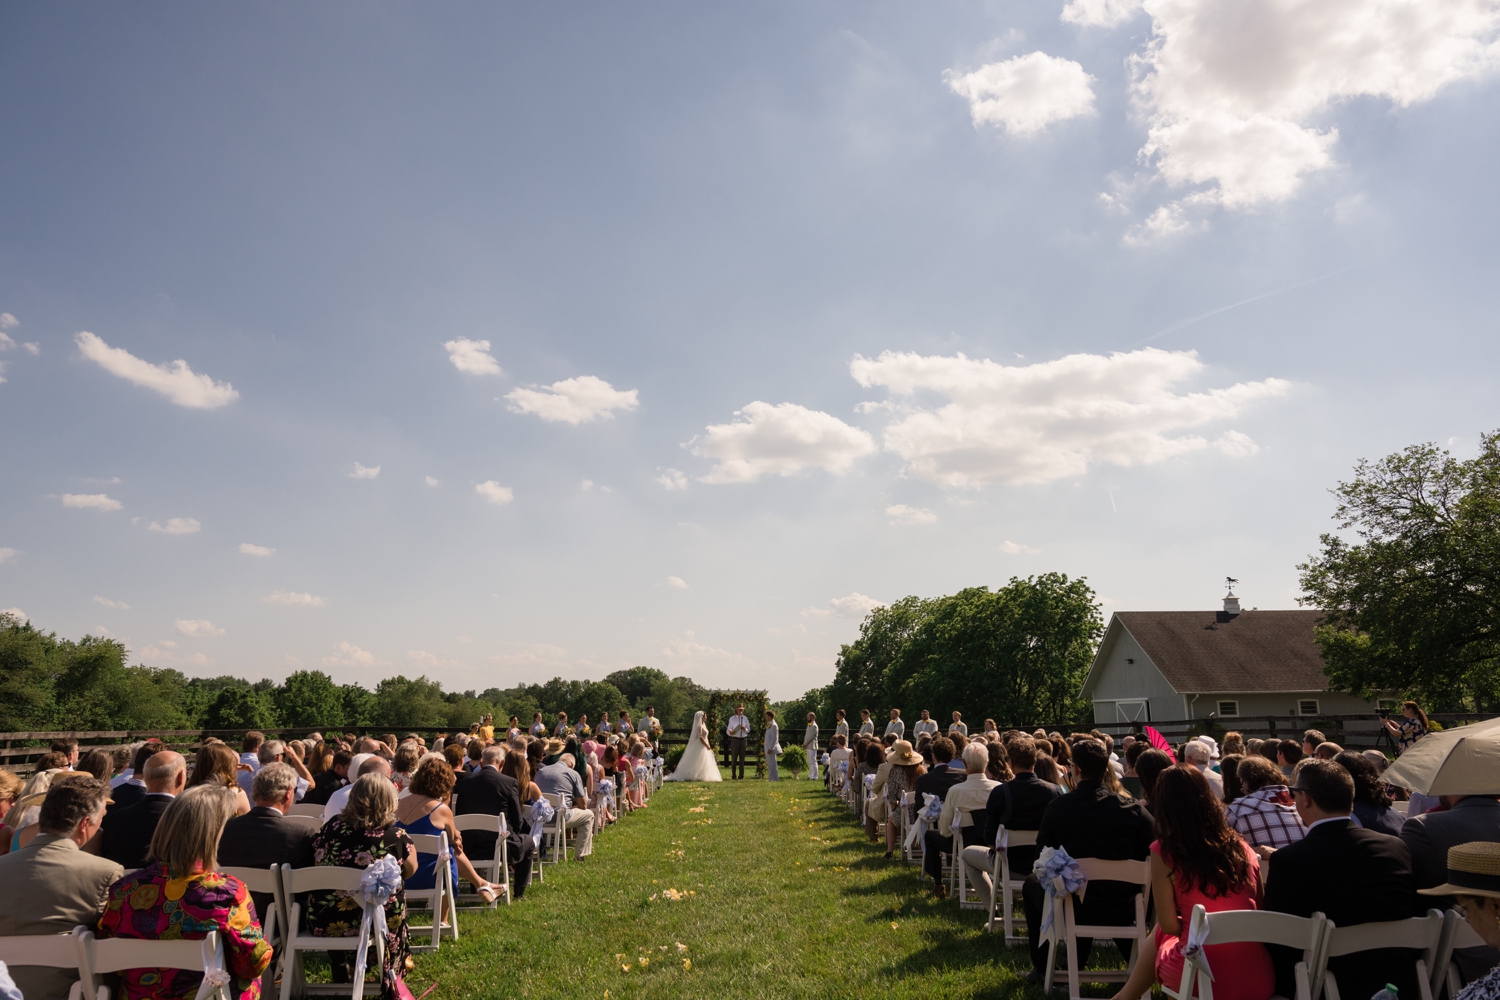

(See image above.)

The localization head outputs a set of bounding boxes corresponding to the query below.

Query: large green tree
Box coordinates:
[1299,431,1500,711]
[826,574,1102,727]
[275,670,346,728]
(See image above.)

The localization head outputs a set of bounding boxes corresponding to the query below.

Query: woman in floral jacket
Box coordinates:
[98,785,271,1000]
[305,773,416,999]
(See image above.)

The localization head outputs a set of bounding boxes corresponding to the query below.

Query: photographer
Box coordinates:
[1382,701,1430,756]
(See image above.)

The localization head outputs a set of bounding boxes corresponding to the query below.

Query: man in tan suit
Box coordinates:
[0,777,123,1000]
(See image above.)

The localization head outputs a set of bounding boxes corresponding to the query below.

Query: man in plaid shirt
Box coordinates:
[1226,756,1307,851]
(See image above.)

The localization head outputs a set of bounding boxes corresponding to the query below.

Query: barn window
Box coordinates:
[1298,699,1320,716]
[1217,700,1240,718]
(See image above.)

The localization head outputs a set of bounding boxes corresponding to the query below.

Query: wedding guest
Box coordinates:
[0,772,21,826]
[1221,732,1246,758]
[503,750,543,806]
[0,778,122,1000]
[99,750,186,870]
[391,743,421,793]
[985,741,1013,784]
[454,745,533,899]
[322,754,390,823]
[1022,739,1153,983]
[534,742,594,860]
[1225,755,1305,851]
[303,748,351,806]
[218,762,316,921]
[1334,751,1403,836]
[963,736,1062,910]
[1184,740,1224,800]
[77,749,113,782]
[305,775,415,999]
[915,738,965,805]
[1107,766,1273,1000]
[1219,753,1245,804]
[1417,842,1500,999]
[187,743,251,816]
[882,741,925,857]
[1301,730,1327,758]
[1276,740,1303,778]
[395,758,500,904]
[97,785,271,1000]
[236,731,265,795]
[1264,759,1423,1000]
[924,744,998,896]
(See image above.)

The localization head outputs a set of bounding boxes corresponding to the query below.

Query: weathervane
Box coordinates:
[1225,576,1239,595]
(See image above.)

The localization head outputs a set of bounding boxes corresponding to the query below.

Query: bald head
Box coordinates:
[143,750,187,795]
[358,756,391,779]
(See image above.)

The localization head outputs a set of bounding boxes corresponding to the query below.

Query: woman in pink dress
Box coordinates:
[1111,765,1275,1000]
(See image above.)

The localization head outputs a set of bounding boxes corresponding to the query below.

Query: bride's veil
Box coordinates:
[692,710,705,739]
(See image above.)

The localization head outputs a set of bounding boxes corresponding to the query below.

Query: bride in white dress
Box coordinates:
[665,710,723,782]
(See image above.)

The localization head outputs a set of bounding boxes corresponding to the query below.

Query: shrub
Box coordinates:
[780,744,808,778]
[664,746,686,774]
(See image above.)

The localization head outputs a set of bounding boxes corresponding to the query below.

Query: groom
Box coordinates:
[726,703,751,780]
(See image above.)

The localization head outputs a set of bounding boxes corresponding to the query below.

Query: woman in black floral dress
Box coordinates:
[305,773,416,999]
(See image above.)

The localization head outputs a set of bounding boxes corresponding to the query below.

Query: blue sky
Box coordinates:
[3,2,1497,699]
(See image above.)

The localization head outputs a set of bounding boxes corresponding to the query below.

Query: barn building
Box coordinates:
[1079,590,1378,725]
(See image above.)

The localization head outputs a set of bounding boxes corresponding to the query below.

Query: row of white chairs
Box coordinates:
[0,927,233,1000]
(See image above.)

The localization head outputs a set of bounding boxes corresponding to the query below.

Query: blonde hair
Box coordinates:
[344,773,398,831]
[4,769,58,832]
[149,784,236,876]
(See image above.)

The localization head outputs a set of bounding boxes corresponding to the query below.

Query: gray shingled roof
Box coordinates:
[1115,609,1329,694]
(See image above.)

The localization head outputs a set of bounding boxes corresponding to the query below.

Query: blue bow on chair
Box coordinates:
[1033,846,1086,936]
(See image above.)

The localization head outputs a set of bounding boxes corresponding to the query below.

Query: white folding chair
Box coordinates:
[79,930,231,1000]
[1321,910,1446,1000]
[0,927,91,1000]
[289,803,326,818]
[1041,857,1152,999]
[542,792,569,865]
[1162,904,1331,1000]
[278,865,381,1000]
[282,814,323,834]
[222,865,288,997]
[1441,914,1486,1000]
[952,811,987,910]
[1391,800,1410,817]
[452,813,508,908]
[403,832,459,951]
[895,791,913,863]
[985,827,1039,945]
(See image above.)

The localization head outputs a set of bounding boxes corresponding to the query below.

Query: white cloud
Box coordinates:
[148,517,201,535]
[505,375,639,424]
[350,463,380,480]
[23,342,38,355]
[0,314,15,329]
[1214,430,1261,457]
[0,548,16,564]
[424,476,441,487]
[691,401,875,484]
[444,338,502,375]
[828,592,886,618]
[322,641,375,668]
[62,493,122,511]
[2,608,26,621]
[999,539,1041,554]
[886,504,938,525]
[264,590,326,607]
[1130,0,1500,215]
[0,333,13,350]
[850,348,1288,486]
[93,595,130,609]
[74,331,238,409]
[657,469,689,491]
[666,576,689,589]
[175,618,224,637]
[1062,0,1143,27]
[945,52,1097,136]
[239,543,273,556]
[475,481,514,505]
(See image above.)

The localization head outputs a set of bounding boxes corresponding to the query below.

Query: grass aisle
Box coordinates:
[415,773,1046,1000]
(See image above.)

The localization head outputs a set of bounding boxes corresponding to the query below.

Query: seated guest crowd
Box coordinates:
[0,722,661,1000]
[828,709,1500,1000]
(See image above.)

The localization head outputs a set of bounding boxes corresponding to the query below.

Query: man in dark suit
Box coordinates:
[105,742,163,814]
[1021,739,1154,983]
[914,737,966,804]
[219,762,316,921]
[1266,759,1424,1000]
[964,736,1064,907]
[453,744,534,899]
[1401,793,1500,980]
[301,748,352,806]
[95,750,185,869]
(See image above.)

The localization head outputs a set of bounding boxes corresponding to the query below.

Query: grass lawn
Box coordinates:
[407,770,1127,999]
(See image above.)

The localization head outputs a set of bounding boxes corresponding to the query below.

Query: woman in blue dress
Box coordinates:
[394,756,500,904]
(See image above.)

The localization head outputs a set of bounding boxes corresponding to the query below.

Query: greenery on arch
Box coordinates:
[706,689,769,778]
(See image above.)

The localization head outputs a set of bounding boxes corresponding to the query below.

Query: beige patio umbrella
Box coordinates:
[1381,715,1500,795]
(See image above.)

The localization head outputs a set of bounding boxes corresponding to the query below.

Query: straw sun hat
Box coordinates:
[886,740,922,766]
[1419,841,1500,901]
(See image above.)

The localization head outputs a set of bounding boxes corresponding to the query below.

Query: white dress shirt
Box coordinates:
[913,718,939,738]
[726,714,751,738]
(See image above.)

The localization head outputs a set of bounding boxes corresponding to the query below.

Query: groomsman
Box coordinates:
[804,713,820,781]
[913,710,939,739]
[834,710,850,742]
[764,710,780,782]
[885,709,905,739]
[726,704,751,780]
[858,710,875,737]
